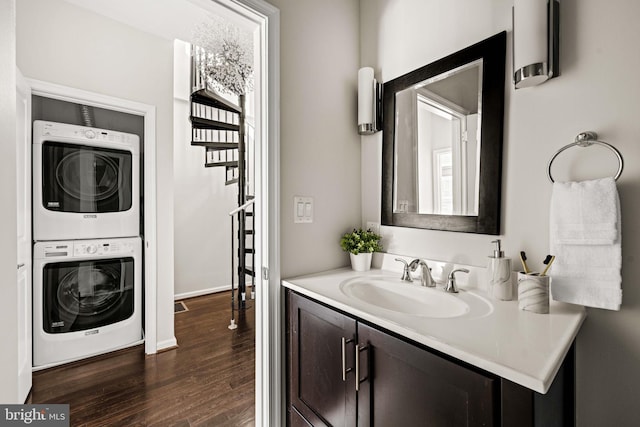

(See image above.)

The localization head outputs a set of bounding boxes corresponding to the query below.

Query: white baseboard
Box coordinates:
[156,337,178,351]
[174,284,232,301]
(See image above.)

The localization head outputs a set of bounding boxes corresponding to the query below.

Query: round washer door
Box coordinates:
[43,258,135,333]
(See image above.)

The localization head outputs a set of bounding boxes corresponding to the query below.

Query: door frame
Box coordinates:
[222,1,282,425]
[24,0,282,423]
[186,0,281,423]
[27,78,159,356]
[215,1,282,425]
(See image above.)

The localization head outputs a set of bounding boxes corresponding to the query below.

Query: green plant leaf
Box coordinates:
[340,228,382,255]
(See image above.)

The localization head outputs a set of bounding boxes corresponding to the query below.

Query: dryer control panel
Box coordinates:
[36,121,139,147]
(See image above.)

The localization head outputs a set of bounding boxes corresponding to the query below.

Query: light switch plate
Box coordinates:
[294,196,313,223]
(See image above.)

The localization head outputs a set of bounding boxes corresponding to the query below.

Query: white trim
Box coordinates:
[156,337,178,351]
[174,285,232,300]
[219,1,281,426]
[255,3,282,427]
[186,2,280,424]
[26,78,161,356]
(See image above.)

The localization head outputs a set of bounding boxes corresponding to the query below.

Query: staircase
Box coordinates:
[190,46,255,314]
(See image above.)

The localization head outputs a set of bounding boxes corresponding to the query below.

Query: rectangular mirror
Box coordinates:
[382,32,506,234]
[394,59,482,216]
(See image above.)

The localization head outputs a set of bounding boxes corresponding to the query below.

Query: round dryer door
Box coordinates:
[56,151,121,201]
[41,141,132,213]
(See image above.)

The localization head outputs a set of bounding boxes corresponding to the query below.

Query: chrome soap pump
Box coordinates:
[487,239,513,301]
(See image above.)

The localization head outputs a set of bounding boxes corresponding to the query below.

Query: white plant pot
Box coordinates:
[350,252,372,272]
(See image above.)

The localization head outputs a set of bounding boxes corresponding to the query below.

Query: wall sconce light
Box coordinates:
[358,67,382,134]
[512,0,559,89]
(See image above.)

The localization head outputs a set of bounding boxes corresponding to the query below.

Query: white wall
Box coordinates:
[267,0,362,278]
[361,0,640,424]
[173,40,237,297]
[0,0,19,404]
[16,0,176,349]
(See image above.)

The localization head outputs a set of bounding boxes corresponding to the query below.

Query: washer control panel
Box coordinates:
[33,238,139,259]
[74,240,136,256]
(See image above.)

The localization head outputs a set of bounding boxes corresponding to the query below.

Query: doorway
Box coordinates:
[15,0,281,424]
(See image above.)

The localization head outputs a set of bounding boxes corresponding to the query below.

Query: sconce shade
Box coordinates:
[513,0,559,89]
[358,67,381,134]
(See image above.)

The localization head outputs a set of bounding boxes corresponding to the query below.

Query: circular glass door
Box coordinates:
[43,258,135,333]
[56,151,121,201]
[57,263,123,319]
[41,141,133,213]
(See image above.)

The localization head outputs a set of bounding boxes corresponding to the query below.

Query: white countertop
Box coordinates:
[282,262,586,394]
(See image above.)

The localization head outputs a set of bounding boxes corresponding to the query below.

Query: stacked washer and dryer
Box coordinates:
[32,120,143,368]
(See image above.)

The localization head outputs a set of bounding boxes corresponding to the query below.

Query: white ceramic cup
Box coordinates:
[517,272,550,314]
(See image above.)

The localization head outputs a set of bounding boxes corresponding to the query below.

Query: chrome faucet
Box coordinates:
[445,268,470,293]
[395,258,413,282]
[409,259,436,287]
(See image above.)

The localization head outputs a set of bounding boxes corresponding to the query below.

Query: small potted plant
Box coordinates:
[340,228,382,271]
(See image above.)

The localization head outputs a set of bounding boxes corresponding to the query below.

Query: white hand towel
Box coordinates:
[549,177,622,311]
[550,177,618,245]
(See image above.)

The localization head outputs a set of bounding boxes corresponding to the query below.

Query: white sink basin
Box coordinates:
[339,276,492,319]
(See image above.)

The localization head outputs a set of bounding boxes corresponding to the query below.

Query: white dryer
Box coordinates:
[33,237,142,368]
[32,120,140,240]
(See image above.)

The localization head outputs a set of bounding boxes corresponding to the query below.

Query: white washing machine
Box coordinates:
[33,237,142,368]
[32,120,140,240]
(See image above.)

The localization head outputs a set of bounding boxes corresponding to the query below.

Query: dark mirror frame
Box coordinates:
[382,31,506,235]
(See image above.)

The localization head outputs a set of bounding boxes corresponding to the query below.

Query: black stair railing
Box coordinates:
[228,198,255,330]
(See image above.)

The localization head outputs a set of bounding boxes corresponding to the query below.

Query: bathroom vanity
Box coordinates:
[283,260,585,426]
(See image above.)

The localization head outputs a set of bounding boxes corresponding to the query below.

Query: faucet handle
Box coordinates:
[446,268,470,293]
[395,258,412,282]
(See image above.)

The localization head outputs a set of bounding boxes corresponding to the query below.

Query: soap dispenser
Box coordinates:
[487,239,513,301]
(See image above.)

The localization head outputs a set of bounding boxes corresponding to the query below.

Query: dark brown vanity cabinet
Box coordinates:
[289,291,357,427]
[287,290,575,427]
[356,322,495,426]
[287,291,496,426]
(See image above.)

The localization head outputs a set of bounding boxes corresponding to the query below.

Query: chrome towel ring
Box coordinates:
[547,131,624,183]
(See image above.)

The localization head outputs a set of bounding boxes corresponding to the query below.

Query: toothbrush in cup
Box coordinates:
[541,255,555,276]
[519,251,531,274]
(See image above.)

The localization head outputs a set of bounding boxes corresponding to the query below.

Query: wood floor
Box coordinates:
[30,292,255,427]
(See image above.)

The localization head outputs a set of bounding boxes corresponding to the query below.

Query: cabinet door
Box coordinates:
[357,323,496,426]
[288,292,357,427]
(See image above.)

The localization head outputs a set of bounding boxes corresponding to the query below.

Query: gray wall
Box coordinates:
[267,0,362,278]
[361,0,640,424]
[172,40,238,297]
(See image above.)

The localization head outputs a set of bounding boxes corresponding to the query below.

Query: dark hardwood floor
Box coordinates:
[30,291,255,427]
